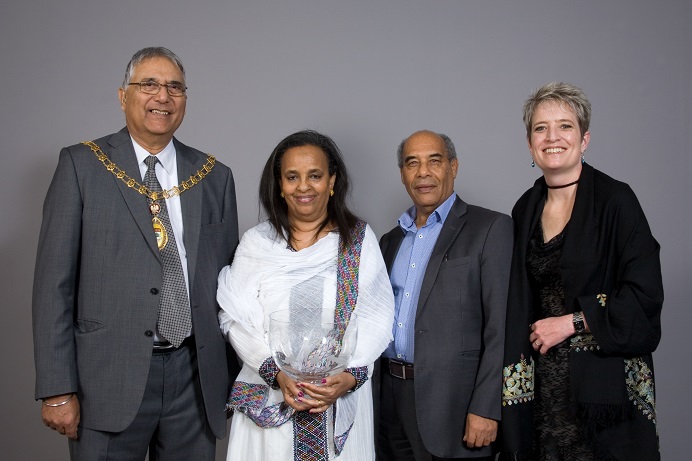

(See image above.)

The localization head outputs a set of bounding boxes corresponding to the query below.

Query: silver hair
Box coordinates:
[522,82,591,139]
[121,47,185,89]
[396,131,457,168]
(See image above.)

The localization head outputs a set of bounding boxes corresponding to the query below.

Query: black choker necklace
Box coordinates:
[546,179,579,189]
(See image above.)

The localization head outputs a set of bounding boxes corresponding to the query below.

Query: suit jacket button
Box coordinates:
[145,330,154,337]
[150,288,159,295]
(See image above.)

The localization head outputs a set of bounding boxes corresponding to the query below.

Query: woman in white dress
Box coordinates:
[217,130,394,460]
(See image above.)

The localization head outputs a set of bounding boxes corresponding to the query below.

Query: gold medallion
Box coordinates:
[152,216,168,250]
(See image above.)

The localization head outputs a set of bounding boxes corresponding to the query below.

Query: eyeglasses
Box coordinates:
[128,81,187,96]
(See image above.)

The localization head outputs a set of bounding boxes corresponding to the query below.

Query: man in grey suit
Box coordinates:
[377,130,512,460]
[33,47,239,460]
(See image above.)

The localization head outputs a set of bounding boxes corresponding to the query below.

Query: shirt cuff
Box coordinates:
[259,357,280,389]
[345,366,369,392]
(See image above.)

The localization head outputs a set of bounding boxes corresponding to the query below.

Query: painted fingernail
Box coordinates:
[296,398,302,403]
[298,392,304,398]
[321,378,327,384]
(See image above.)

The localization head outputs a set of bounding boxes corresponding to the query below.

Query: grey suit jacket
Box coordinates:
[33,128,239,438]
[380,196,512,457]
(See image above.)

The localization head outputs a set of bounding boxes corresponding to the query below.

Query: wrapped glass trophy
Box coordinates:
[268,308,358,385]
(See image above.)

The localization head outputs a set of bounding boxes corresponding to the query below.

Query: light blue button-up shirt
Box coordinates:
[383,193,456,363]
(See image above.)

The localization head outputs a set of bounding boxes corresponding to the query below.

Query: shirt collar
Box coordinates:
[131,137,176,175]
[398,192,456,232]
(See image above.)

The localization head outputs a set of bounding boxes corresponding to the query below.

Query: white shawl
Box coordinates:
[217,221,393,448]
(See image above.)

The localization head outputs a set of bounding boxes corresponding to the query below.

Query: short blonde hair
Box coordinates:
[523,82,591,139]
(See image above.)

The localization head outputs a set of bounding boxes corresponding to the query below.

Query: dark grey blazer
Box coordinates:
[380,196,512,458]
[32,128,239,438]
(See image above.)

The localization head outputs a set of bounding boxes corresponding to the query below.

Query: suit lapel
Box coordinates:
[106,129,161,259]
[416,196,467,320]
[175,139,203,290]
[383,230,405,274]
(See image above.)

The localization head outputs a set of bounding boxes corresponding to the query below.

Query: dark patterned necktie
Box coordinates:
[144,155,191,347]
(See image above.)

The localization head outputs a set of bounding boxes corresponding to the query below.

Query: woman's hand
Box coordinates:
[529,314,575,355]
[276,371,315,412]
[296,372,357,414]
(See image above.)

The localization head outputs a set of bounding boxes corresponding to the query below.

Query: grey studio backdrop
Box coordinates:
[1,1,689,459]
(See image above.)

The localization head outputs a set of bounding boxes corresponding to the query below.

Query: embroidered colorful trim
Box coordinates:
[226,381,267,412]
[625,357,657,424]
[227,381,295,427]
[259,356,281,389]
[293,220,367,461]
[332,366,367,454]
[333,220,366,335]
[502,354,534,406]
[293,411,328,461]
[345,366,369,392]
[569,334,601,352]
[333,417,354,455]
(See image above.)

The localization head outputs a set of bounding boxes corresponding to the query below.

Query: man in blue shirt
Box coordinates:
[378,130,513,460]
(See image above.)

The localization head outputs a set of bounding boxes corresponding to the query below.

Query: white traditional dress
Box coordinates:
[217,220,394,461]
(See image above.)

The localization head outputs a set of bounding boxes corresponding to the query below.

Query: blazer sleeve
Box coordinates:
[32,147,82,399]
[220,163,239,266]
[577,186,663,356]
[468,213,513,420]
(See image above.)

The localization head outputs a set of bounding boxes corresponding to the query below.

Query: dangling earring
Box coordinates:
[531,158,535,168]
[329,190,334,197]
[280,191,285,198]
[581,153,585,164]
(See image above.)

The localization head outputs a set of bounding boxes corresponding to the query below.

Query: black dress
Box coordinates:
[527,223,594,461]
[502,165,662,461]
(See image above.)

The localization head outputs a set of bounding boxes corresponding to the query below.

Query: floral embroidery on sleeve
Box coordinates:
[569,333,600,352]
[625,357,657,424]
[502,354,535,406]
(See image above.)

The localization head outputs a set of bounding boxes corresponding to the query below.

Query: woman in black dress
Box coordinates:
[500,82,663,461]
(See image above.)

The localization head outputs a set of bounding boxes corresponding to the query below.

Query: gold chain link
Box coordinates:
[82,140,215,200]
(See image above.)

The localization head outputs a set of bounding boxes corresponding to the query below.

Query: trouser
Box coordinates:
[69,338,215,461]
[378,360,494,461]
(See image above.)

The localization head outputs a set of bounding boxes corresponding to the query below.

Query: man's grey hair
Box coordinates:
[121,47,186,89]
[396,131,457,168]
